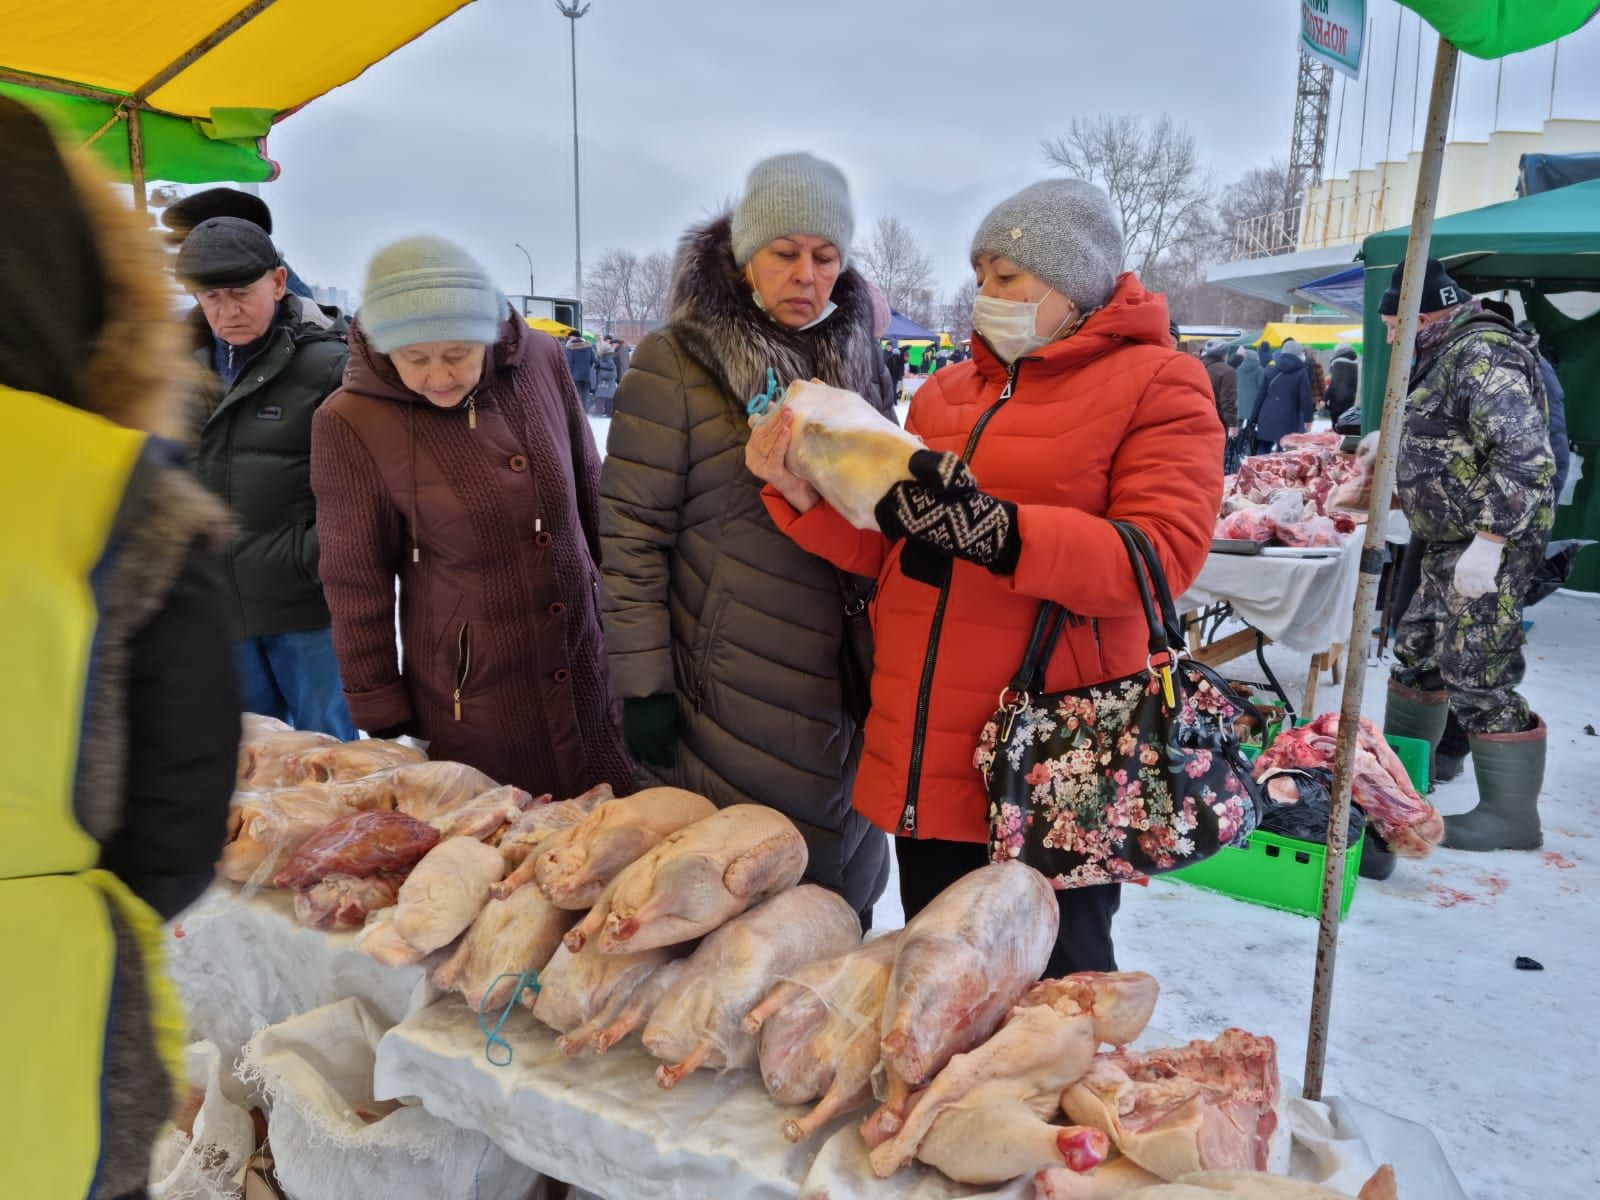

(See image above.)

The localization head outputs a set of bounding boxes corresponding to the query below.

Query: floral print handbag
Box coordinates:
[976,522,1265,888]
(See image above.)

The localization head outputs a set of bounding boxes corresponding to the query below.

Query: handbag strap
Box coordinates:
[1006,603,1066,699]
[1112,522,1187,655]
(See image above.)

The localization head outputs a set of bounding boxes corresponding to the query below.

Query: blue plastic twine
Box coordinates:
[746,366,783,419]
[476,970,540,1067]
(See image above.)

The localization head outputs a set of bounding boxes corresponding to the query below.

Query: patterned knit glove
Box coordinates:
[876,450,1022,575]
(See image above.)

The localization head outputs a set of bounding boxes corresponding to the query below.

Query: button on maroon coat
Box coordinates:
[310,311,632,798]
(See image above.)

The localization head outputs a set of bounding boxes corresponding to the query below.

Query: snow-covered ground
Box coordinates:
[587,413,1597,1199]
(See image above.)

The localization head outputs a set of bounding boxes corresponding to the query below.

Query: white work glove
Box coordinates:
[1452,534,1505,599]
[1355,431,1380,467]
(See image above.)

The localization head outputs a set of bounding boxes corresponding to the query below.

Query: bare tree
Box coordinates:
[636,251,674,322]
[584,249,638,327]
[856,216,936,321]
[1042,114,1209,278]
[941,278,977,341]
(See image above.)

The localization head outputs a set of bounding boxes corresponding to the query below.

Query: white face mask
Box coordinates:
[971,289,1073,363]
[752,289,838,331]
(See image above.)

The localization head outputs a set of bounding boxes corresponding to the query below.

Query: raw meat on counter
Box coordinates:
[237,729,339,788]
[531,787,718,908]
[748,932,903,1143]
[531,940,677,1045]
[241,713,290,738]
[333,761,498,823]
[496,784,612,877]
[862,863,1059,1146]
[358,836,507,966]
[560,957,694,1056]
[1272,516,1345,547]
[643,884,861,1087]
[869,972,1157,1182]
[1253,714,1442,856]
[1214,509,1277,543]
[293,873,403,929]
[564,804,809,954]
[433,883,579,1011]
[220,784,389,885]
[430,783,540,842]
[1275,432,1342,450]
[287,738,428,784]
[273,809,441,890]
[1061,1029,1281,1181]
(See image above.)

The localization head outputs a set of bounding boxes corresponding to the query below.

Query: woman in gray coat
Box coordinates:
[599,152,892,922]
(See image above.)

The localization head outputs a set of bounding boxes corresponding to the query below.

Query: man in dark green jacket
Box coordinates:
[178,217,355,736]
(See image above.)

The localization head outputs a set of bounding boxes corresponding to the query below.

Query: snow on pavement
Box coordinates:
[587,412,1596,1198]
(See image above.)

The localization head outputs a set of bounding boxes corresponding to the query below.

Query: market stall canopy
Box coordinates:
[1292,265,1366,317]
[0,0,474,183]
[1394,0,1600,58]
[1254,322,1363,351]
[527,317,578,340]
[882,310,938,343]
[1519,152,1600,198]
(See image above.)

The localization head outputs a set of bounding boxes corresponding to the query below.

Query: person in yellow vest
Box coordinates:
[0,97,241,1199]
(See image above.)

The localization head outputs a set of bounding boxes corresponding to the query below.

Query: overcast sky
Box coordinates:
[255,0,1600,303]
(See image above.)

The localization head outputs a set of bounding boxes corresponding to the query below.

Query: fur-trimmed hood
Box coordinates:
[667,214,884,409]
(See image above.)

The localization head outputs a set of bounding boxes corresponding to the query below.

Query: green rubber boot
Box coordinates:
[1383,681,1449,789]
[1445,716,1546,852]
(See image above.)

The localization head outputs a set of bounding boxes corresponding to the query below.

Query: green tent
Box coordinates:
[1359,178,1600,588]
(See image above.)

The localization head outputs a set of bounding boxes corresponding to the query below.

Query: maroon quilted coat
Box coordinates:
[310,310,632,798]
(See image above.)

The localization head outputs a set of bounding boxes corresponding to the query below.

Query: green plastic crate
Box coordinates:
[1163,731,1429,920]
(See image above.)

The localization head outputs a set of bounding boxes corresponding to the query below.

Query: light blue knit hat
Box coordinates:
[730,152,855,267]
[360,236,505,353]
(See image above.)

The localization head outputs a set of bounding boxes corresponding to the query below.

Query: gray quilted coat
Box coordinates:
[598,215,893,917]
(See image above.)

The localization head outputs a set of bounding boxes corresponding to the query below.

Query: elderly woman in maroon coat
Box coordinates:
[311,236,632,796]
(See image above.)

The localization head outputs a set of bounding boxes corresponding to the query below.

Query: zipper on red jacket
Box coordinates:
[897,358,1020,837]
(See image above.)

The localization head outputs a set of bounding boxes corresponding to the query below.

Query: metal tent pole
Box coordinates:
[1302,34,1461,1105]
[128,109,147,213]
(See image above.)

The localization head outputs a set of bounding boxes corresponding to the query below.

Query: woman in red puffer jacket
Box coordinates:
[747,179,1223,975]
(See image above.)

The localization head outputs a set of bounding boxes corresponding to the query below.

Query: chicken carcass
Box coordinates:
[220,784,386,885]
[747,932,902,1143]
[273,810,440,889]
[1017,972,1161,1049]
[429,784,539,842]
[532,787,717,909]
[433,884,578,1010]
[287,738,428,784]
[237,730,340,788]
[241,713,291,739]
[495,785,613,876]
[863,863,1058,1146]
[564,804,808,954]
[358,837,507,967]
[866,989,1102,1180]
[1253,714,1442,856]
[559,957,694,1056]
[292,873,403,930]
[531,940,675,1037]
[642,884,861,1087]
[1062,1029,1281,1183]
[332,761,498,824]
[915,1081,1109,1185]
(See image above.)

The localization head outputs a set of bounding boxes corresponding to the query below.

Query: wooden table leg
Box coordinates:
[1303,652,1326,714]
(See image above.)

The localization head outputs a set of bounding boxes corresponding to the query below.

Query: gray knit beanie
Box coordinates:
[730,152,854,267]
[360,235,505,354]
[969,179,1124,311]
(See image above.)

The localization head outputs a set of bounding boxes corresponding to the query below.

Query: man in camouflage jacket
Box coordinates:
[1380,258,1554,852]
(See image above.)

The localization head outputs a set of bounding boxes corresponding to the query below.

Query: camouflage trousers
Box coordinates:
[1391,538,1540,734]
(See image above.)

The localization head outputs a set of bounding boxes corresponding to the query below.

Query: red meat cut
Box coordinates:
[273,809,441,889]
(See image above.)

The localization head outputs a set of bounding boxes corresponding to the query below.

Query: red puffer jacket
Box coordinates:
[764,274,1223,844]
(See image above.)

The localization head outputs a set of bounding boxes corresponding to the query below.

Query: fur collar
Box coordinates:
[668,214,882,408]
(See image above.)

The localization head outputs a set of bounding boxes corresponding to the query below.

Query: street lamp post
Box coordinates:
[555,1,590,309]
[513,241,536,303]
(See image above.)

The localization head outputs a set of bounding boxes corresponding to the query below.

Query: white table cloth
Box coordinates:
[1180,536,1364,653]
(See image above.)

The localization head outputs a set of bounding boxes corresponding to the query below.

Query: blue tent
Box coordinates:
[1292,265,1366,316]
[883,309,938,342]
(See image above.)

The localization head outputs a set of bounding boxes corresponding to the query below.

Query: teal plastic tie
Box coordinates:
[746,366,783,418]
[476,970,540,1068]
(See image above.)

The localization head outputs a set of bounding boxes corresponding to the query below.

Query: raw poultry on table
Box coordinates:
[433,879,578,1010]
[220,784,389,885]
[564,803,809,954]
[358,836,507,967]
[330,761,498,823]
[530,940,677,1047]
[495,784,613,885]
[641,884,861,1088]
[293,873,404,930]
[287,738,428,784]
[531,787,718,909]
[747,931,903,1143]
[559,956,694,1056]
[236,729,339,789]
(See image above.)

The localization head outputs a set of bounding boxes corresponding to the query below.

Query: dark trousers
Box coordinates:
[894,836,1120,978]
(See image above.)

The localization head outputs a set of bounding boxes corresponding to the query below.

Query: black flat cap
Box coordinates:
[176,217,282,289]
[161,186,273,237]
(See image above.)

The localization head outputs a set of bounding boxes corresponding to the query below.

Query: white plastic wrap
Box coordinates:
[239,998,537,1200]
[147,1041,255,1200]
[760,379,923,529]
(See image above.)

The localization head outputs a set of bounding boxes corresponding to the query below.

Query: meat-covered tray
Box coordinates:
[1211,537,1265,555]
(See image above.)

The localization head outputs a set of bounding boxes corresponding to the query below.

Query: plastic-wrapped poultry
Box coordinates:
[241,713,291,739]
[273,809,440,890]
[332,761,498,823]
[433,883,578,1010]
[429,784,540,842]
[530,941,673,1039]
[564,804,808,954]
[866,972,1156,1181]
[642,885,861,1088]
[747,931,902,1143]
[286,738,427,784]
[293,873,404,929]
[236,729,339,788]
[861,863,1059,1148]
[495,784,614,882]
[358,837,507,967]
[532,787,717,908]
[220,784,389,885]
